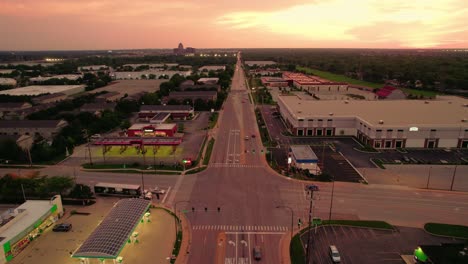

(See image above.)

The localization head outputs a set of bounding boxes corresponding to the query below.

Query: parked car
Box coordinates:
[150,186,166,194]
[251,134,256,138]
[329,245,341,262]
[253,246,262,261]
[305,184,320,192]
[245,136,249,140]
[53,223,72,232]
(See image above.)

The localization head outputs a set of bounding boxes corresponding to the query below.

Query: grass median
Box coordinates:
[424,223,468,239]
[203,138,215,166]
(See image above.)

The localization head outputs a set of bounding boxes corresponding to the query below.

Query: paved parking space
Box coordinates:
[10,198,176,264]
[301,225,461,264]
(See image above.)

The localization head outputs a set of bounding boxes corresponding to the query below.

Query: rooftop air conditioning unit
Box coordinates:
[329,112,334,116]
[379,120,384,124]
[344,100,349,104]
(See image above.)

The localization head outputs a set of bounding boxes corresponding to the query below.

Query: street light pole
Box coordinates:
[426,166,432,189]
[328,175,335,221]
[305,187,316,264]
[450,164,458,191]
[276,205,294,240]
[174,200,190,243]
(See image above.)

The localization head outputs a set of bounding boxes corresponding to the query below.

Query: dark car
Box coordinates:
[53,223,72,232]
[253,246,262,261]
[305,184,319,191]
[251,134,256,138]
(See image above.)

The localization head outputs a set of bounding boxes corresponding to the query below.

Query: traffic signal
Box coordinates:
[205,207,208,212]
[217,207,220,212]
[192,207,195,213]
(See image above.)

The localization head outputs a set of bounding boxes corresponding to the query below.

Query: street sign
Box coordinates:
[312,217,322,225]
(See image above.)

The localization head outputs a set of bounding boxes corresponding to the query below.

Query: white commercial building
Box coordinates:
[0,70,15,75]
[0,85,85,96]
[290,145,321,174]
[199,65,226,71]
[0,78,16,86]
[245,61,276,66]
[29,74,82,82]
[277,95,468,149]
[111,70,191,80]
[78,65,109,71]
[0,196,64,264]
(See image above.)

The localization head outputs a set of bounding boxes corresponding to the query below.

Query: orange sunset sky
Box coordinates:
[1,0,467,50]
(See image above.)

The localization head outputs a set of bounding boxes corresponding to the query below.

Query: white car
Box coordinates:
[150,187,166,194]
[329,245,341,262]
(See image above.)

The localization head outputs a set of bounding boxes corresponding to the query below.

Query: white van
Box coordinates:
[329,245,341,262]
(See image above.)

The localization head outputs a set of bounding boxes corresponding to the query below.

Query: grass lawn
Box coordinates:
[424,223,468,239]
[93,146,183,158]
[321,220,393,230]
[400,87,438,97]
[209,112,219,129]
[290,233,306,264]
[297,66,383,89]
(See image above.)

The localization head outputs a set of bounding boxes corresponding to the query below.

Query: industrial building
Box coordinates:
[0,120,68,139]
[168,91,217,102]
[0,78,17,87]
[139,105,194,120]
[0,103,32,119]
[0,85,85,96]
[283,72,348,93]
[245,61,276,66]
[29,74,82,83]
[260,77,289,87]
[111,70,191,80]
[127,123,178,137]
[277,95,468,149]
[0,196,64,264]
[95,92,122,102]
[199,65,226,71]
[32,93,67,104]
[78,65,109,72]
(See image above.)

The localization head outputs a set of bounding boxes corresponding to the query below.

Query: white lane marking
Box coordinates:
[225,130,232,163]
[235,232,238,264]
[248,233,252,264]
[161,186,171,203]
[226,232,286,235]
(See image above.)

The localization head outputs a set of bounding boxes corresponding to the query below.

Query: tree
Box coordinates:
[148,74,156,79]
[45,176,74,196]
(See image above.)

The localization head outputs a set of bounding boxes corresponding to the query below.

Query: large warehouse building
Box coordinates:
[277,95,468,149]
[0,85,85,96]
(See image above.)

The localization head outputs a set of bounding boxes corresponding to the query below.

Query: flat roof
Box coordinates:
[150,112,171,121]
[290,145,318,161]
[73,199,150,259]
[0,200,54,244]
[279,95,468,127]
[245,61,276,66]
[128,123,176,130]
[0,120,64,128]
[93,137,182,146]
[140,105,193,112]
[199,65,225,71]
[0,85,85,96]
[94,182,141,189]
[169,91,217,96]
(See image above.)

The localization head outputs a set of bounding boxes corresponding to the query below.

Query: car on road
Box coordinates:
[305,184,320,191]
[251,134,256,138]
[150,187,166,194]
[53,223,72,232]
[253,246,262,261]
[329,245,341,262]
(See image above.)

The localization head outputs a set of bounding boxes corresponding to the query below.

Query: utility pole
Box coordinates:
[450,164,458,191]
[305,185,318,264]
[426,166,432,189]
[83,129,93,165]
[328,175,335,221]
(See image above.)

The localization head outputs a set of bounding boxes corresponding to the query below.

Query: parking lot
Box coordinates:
[301,225,461,264]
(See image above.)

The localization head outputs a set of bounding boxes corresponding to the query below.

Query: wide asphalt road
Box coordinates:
[174,53,468,264]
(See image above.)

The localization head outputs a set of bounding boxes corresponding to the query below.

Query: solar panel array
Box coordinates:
[73,198,150,258]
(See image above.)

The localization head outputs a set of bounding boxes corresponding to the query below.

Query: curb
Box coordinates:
[175,207,192,264]
[422,226,468,240]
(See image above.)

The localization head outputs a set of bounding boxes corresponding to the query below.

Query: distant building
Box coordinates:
[245,61,276,67]
[0,85,85,96]
[250,68,281,76]
[283,72,348,93]
[32,93,67,104]
[0,102,32,119]
[0,78,17,87]
[260,77,289,87]
[199,65,226,72]
[173,43,196,55]
[197,78,219,85]
[168,91,217,102]
[376,86,406,100]
[111,70,191,80]
[8,103,56,120]
[0,120,68,139]
[80,102,116,114]
[78,65,109,72]
[95,92,122,102]
[139,105,194,120]
[29,74,82,83]
[0,69,15,74]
